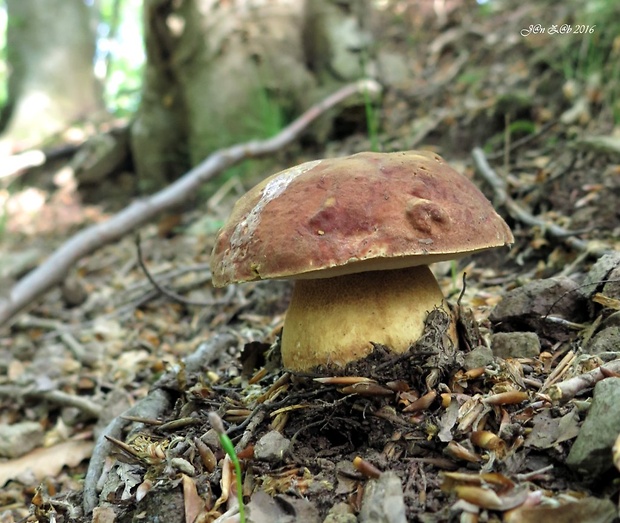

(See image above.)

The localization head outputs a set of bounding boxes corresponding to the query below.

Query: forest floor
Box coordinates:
[1,1,620,522]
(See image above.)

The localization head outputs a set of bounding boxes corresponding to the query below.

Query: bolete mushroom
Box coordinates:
[210,151,513,372]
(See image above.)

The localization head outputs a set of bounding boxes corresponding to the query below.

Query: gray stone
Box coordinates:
[586,327,620,356]
[567,377,620,478]
[0,421,44,458]
[491,277,584,320]
[254,430,291,462]
[200,428,221,451]
[491,332,541,359]
[359,472,406,523]
[600,311,620,330]
[247,491,320,523]
[581,253,620,300]
[462,345,494,370]
[490,277,588,340]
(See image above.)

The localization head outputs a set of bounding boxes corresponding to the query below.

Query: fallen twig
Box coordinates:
[82,388,173,514]
[135,233,220,306]
[472,147,611,256]
[0,385,102,419]
[0,79,381,329]
[548,358,620,403]
[83,330,234,513]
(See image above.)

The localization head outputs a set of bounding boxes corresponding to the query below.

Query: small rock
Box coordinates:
[585,327,620,356]
[170,457,195,475]
[254,430,291,462]
[566,377,620,478]
[247,492,320,523]
[582,253,620,301]
[600,311,620,330]
[491,332,541,359]
[490,277,587,342]
[61,274,88,307]
[200,428,221,450]
[462,346,494,370]
[359,472,407,523]
[0,421,44,458]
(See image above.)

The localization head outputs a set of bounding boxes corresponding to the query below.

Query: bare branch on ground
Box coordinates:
[548,358,620,403]
[83,332,237,513]
[472,147,612,257]
[0,79,381,330]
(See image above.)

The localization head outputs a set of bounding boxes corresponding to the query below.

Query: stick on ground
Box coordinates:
[0,79,381,329]
[471,147,612,256]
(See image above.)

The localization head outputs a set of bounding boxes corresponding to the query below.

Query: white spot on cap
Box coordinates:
[226,159,323,272]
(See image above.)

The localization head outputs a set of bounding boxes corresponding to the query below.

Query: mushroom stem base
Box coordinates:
[281,265,450,372]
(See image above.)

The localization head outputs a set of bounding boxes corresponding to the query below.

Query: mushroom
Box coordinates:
[210,151,513,372]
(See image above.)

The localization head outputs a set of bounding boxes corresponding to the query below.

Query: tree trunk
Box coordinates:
[131,0,373,189]
[1,0,104,151]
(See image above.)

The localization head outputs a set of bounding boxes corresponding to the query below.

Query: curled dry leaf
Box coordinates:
[483,390,529,405]
[353,456,382,479]
[213,454,233,511]
[403,390,437,413]
[182,473,206,523]
[443,441,481,463]
[0,440,94,487]
[339,382,394,396]
[454,485,504,510]
[442,471,515,491]
[470,430,505,452]
[444,471,528,513]
[135,478,153,502]
[613,433,620,473]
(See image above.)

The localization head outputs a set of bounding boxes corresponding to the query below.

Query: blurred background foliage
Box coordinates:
[0,0,618,139]
[0,0,144,117]
[94,0,144,116]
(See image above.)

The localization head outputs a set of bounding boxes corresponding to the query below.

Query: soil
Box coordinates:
[2,1,620,522]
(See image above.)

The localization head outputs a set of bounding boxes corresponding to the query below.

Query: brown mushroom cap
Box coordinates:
[211,150,513,287]
[211,150,514,372]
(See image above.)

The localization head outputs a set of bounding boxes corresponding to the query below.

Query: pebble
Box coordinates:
[462,345,494,370]
[0,421,44,458]
[254,430,291,462]
[585,326,620,356]
[566,377,620,478]
[491,332,541,359]
[489,277,587,341]
[359,472,407,523]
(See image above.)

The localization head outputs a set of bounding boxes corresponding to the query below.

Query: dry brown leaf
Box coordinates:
[592,292,620,311]
[504,496,616,523]
[92,506,117,523]
[182,473,205,523]
[613,433,620,473]
[0,440,94,487]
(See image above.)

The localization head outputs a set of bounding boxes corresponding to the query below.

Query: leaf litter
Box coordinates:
[2,1,620,522]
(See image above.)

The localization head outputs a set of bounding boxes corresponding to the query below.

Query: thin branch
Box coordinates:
[134,233,219,306]
[0,385,102,419]
[0,79,382,329]
[485,120,557,161]
[472,147,611,256]
[548,358,620,403]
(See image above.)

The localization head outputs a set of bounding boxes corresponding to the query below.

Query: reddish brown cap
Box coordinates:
[211,150,513,286]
